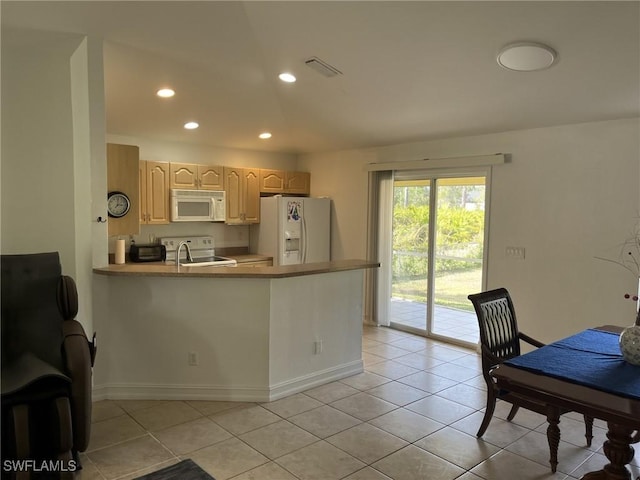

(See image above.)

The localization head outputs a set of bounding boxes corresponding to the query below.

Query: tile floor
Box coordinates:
[80,326,639,480]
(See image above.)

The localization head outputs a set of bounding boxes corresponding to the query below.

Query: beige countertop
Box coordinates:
[93,259,379,279]
[231,254,273,264]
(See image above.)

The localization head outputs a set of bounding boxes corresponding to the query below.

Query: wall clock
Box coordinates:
[107,191,131,218]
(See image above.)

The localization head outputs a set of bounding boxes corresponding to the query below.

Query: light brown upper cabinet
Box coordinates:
[224,167,260,225]
[259,169,310,195]
[259,169,286,193]
[140,160,170,225]
[285,171,311,195]
[170,163,224,191]
[107,143,140,236]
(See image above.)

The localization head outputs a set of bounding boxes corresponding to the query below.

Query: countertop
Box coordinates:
[93,259,379,279]
[231,254,273,264]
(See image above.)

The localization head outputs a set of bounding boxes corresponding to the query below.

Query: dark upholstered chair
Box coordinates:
[1,252,96,479]
[468,287,593,473]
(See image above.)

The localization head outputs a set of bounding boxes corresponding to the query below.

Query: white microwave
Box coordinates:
[170,189,226,222]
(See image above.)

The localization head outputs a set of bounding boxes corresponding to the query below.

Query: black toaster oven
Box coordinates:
[129,244,166,262]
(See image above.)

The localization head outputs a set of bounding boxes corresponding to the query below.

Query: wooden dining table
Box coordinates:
[491,325,640,480]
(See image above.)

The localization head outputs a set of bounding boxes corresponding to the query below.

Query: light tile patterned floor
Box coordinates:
[390,299,480,344]
[80,326,639,480]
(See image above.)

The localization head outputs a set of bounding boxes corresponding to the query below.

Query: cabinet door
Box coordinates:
[107,143,140,236]
[146,161,170,224]
[285,171,311,195]
[169,163,198,189]
[198,165,224,190]
[243,168,260,224]
[139,161,148,224]
[224,167,243,224]
[259,169,285,193]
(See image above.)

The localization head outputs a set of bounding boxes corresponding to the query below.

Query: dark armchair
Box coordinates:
[468,287,593,473]
[1,252,97,479]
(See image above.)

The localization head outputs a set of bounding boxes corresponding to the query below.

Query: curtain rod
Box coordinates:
[364,153,506,172]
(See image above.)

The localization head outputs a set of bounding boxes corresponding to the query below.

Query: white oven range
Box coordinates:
[159,236,237,267]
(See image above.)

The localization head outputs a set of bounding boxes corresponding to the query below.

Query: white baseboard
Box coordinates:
[91,383,270,402]
[92,360,363,403]
[267,360,363,401]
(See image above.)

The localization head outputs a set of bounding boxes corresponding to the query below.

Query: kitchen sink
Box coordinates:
[180,261,234,267]
[180,256,237,267]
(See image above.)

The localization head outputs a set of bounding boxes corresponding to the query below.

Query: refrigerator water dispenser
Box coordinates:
[285,237,300,253]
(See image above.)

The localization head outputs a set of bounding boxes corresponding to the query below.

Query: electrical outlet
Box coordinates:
[188,351,199,366]
[314,341,323,355]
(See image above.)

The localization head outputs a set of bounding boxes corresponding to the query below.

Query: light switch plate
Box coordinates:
[506,246,525,259]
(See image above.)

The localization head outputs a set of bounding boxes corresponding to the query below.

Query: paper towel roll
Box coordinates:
[115,239,126,265]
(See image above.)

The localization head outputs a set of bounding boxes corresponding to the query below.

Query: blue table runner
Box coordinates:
[505,329,640,400]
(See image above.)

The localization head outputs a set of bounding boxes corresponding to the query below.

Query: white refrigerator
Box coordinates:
[251,196,331,265]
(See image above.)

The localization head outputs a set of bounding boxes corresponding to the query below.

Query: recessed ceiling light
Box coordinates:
[259,132,272,139]
[278,72,296,83]
[497,42,557,72]
[184,122,199,130]
[156,88,175,98]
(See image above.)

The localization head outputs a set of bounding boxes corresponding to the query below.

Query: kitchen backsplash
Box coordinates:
[108,223,249,253]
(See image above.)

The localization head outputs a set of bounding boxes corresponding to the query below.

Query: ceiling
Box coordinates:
[2,1,639,154]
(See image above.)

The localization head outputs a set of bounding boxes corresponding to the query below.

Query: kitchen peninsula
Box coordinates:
[92,260,378,402]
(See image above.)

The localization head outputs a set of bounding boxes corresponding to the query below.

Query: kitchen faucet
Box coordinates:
[176,241,193,265]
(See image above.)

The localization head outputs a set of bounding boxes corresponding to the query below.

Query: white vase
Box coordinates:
[619,311,640,366]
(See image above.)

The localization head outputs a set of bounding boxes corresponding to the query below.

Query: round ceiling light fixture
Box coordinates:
[184,121,199,130]
[259,132,272,139]
[278,72,297,83]
[497,42,557,72]
[156,88,175,98]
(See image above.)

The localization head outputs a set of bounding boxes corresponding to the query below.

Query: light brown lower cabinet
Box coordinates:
[239,260,273,267]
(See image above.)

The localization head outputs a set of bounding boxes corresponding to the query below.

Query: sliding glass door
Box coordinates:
[389,173,487,346]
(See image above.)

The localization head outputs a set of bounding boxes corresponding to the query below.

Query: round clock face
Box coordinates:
[107,191,131,218]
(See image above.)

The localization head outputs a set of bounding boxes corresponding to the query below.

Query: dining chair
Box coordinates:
[468,287,594,472]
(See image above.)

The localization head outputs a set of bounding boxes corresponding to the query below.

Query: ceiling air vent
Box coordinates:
[304,56,342,78]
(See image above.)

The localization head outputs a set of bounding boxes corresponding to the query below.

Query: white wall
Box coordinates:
[299,149,377,260]
[107,134,298,170]
[2,32,78,265]
[269,271,363,386]
[93,275,271,400]
[299,118,640,342]
[1,29,104,333]
[93,270,364,401]
[70,37,108,328]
